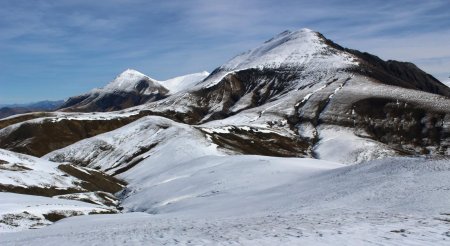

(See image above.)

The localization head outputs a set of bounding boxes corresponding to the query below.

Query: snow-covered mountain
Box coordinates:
[59,69,210,112]
[59,69,169,112]
[1,29,449,160]
[1,28,450,245]
[144,29,450,158]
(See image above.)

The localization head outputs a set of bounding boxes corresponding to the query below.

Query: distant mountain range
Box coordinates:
[0,100,64,119]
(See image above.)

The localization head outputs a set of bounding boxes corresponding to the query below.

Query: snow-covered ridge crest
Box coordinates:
[161,71,210,93]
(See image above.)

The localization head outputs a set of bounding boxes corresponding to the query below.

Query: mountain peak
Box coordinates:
[120,68,146,77]
[268,28,315,41]
[59,68,169,112]
[100,69,158,93]
[219,28,354,72]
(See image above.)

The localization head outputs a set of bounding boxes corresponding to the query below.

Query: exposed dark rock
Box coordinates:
[58,164,126,194]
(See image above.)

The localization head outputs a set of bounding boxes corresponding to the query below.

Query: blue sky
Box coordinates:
[0,0,449,104]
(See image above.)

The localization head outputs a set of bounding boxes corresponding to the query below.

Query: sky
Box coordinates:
[0,0,449,104]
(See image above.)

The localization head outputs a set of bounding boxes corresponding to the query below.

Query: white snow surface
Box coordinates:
[1,157,450,245]
[161,71,209,93]
[120,155,342,216]
[0,148,79,189]
[0,192,111,232]
[313,125,397,164]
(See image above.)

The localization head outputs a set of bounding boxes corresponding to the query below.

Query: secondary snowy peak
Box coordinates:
[161,71,209,93]
[59,69,169,112]
[94,69,166,95]
[221,28,357,71]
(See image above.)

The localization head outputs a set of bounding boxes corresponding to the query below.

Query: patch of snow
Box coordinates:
[0,149,80,190]
[200,125,282,135]
[0,192,111,232]
[313,125,396,164]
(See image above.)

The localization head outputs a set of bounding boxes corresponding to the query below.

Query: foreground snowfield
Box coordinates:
[2,116,448,245]
[1,157,450,245]
[0,193,112,233]
[1,211,449,246]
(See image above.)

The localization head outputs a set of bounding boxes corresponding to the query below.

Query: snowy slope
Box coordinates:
[44,116,224,174]
[43,116,335,214]
[43,115,449,217]
[120,155,342,215]
[1,157,450,244]
[0,148,81,190]
[2,211,449,245]
[0,150,121,232]
[118,155,450,217]
[0,192,113,232]
[161,71,209,93]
